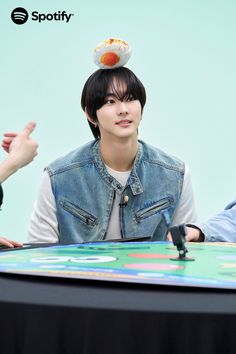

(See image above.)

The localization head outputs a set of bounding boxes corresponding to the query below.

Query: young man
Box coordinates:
[28,67,197,243]
[0,122,38,247]
[186,199,236,242]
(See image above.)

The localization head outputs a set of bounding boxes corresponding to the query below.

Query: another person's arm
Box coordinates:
[186,199,236,242]
[0,122,38,248]
[0,180,20,247]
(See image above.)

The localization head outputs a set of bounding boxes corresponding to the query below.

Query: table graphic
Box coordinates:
[1,241,236,289]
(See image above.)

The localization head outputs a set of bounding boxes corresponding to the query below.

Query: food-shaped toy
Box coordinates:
[94,38,132,69]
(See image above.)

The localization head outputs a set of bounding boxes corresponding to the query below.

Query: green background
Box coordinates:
[0,0,235,242]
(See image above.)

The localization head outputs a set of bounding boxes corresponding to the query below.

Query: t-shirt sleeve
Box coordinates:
[171,165,198,226]
[28,170,59,243]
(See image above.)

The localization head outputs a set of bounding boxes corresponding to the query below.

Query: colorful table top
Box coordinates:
[1,241,236,289]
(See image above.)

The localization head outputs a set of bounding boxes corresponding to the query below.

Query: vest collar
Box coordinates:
[92,140,143,195]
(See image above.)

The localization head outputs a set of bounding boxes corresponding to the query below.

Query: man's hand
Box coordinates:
[185,226,202,241]
[167,226,202,242]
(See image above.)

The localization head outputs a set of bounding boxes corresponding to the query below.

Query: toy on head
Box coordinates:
[93,38,132,69]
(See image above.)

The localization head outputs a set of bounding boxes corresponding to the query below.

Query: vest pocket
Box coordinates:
[60,200,97,227]
[135,197,173,222]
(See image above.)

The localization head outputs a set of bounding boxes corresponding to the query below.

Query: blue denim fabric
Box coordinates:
[47,140,184,243]
[202,199,236,242]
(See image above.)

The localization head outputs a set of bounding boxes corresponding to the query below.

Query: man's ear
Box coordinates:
[85,107,97,126]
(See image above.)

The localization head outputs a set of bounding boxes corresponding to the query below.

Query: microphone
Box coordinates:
[119,195,129,207]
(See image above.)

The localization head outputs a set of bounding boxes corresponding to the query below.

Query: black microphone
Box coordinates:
[119,195,129,207]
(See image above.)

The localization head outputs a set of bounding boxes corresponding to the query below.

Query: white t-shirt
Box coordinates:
[28,165,197,243]
[105,165,131,240]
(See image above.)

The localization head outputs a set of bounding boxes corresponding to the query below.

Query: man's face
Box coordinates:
[95,79,142,141]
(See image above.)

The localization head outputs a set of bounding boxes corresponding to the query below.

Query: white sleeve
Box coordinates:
[28,170,59,243]
[171,165,198,226]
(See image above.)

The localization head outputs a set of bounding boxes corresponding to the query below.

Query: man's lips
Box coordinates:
[115,119,132,125]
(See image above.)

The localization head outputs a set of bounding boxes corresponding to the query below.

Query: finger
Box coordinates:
[0,238,14,248]
[3,132,18,138]
[166,232,172,241]
[1,141,10,146]
[2,137,14,143]
[1,142,11,147]
[22,121,36,137]
[1,142,10,149]
[1,145,10,153]
[8,240,23,247]
[0,238,23,248]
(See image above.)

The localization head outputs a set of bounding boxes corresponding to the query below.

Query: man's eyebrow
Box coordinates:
[105,91,128,98]
[105,93,117,97]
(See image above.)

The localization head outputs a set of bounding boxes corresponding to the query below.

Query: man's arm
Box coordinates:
[171,165,198,226]
[28,171,59,243]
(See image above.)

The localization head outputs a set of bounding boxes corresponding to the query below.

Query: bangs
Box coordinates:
[107,75,139,102]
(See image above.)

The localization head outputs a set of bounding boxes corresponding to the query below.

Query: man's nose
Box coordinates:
[117,101,129,115]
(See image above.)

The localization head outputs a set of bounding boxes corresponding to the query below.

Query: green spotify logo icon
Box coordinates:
[11,7,29,25]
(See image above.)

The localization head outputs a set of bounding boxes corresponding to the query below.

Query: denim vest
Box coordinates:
[47,140,184,243]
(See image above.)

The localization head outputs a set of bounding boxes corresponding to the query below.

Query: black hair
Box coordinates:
[81,67,146,138]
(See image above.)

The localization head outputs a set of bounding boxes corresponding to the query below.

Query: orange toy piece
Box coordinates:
[101,52,120,66]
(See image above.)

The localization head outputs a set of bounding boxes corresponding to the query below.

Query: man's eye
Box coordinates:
[105,99,115,104]
[126,96,134,102]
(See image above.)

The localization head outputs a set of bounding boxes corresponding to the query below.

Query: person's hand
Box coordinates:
[185,226,202,241]
[0,237,23,248]
[2,121,38,170]
[167,226,202,242]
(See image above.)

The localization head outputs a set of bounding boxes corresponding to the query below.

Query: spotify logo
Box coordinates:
[11,7,74,25]
[11,7,29,25]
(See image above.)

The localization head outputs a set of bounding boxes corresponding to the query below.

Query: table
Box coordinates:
[0,242,236,354]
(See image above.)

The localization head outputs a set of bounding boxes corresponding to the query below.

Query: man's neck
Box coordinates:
[100,137,138,172]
